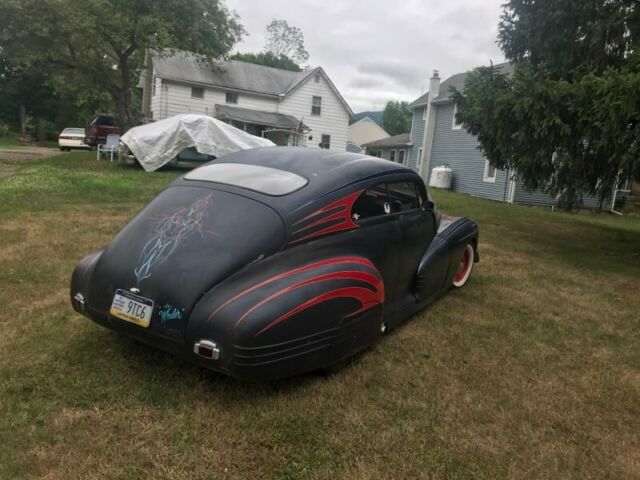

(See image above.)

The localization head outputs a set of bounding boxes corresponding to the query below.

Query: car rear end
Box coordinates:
[85,114,119,148]
[58,128,89,150]
[70,183,287,376]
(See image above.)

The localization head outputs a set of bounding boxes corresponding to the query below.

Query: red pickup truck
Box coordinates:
[84,114,120,148]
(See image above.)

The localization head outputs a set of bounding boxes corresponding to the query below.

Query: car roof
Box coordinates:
[176,147,420,218]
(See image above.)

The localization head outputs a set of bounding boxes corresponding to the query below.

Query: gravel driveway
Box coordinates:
[0,146,61,178]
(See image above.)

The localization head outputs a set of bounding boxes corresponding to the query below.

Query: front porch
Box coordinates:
[215,105,309,147]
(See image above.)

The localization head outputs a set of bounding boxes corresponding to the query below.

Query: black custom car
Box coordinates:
[71,147,479,380]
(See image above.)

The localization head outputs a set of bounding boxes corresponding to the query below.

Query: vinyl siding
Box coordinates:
[150,71,163,119]
[429,103,511,201]
[514,178,609,209]
[279,73,350,151]
[407,107,426,171]
[368,147,409,165]
[156,80,278,119]
[348,117,388,146]
[152,72,350,151]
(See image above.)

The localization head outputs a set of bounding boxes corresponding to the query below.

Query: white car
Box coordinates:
[58,128,89,151]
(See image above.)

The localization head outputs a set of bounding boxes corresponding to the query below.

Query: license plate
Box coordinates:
[110,289,154,327]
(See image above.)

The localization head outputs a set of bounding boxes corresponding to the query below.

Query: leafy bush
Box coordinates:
[0,122,12,138]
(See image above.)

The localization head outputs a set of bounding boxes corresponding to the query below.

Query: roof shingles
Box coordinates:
[409,62,513,106]
[362,133,411,149]
[152,50,310,97]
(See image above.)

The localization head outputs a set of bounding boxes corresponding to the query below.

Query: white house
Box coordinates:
[141,50,353,151]
[348,116,389,151]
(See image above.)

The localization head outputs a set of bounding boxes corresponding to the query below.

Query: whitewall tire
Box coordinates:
[452,243,474,288]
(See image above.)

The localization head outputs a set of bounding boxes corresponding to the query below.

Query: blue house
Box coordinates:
[368,65,625,209]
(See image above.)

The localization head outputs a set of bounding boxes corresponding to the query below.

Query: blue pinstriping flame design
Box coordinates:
[134,194,215,285]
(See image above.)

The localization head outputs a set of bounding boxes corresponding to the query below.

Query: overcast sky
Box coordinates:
[225,0,505,113]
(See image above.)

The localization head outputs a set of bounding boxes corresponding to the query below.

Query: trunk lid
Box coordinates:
[88,185,285,341]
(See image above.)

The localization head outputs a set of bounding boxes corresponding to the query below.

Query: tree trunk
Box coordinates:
[19,103,26,137]
[113,58,137,131]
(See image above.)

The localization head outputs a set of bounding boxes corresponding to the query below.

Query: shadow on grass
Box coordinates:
[498,215,640,277]
[61,325,337,407]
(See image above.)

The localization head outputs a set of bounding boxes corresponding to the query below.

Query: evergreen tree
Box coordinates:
[452,0,640,208]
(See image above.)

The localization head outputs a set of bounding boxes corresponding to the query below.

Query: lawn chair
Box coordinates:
[97,134,120,162]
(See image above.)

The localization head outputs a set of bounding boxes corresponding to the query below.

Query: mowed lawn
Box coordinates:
[1,153,639,479]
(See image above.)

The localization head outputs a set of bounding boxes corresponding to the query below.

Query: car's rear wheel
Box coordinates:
[452,243,474,288]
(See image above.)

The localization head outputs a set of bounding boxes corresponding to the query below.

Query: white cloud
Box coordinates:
[225,0,505,112]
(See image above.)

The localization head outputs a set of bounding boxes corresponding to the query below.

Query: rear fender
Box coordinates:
[414,217,479,301]
[70,248,104,314]
[187,252,385,379]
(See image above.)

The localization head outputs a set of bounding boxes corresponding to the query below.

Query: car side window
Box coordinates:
[351,184,388,221]
[415,183,428,207]
[387,182,419,213]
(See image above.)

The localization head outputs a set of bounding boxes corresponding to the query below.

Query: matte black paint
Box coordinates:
[70,147,479,380]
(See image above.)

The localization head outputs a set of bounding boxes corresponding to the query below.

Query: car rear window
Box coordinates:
[90,115,115,126]
[63,128,85,134]
[184,163,308,196]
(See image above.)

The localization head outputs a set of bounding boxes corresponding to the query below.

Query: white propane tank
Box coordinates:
[428,165,453,189]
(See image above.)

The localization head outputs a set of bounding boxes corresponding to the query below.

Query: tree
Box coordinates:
[0,0,244,130]
[452,0,640,208]
[382,101,412,136]
[0,52,50,136]
[264,19,309,65]
[230,52,301,72]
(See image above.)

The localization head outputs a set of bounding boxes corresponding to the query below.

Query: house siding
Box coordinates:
[279,73,349,151]
[367,147,409,165]
[429,103,511,201]
[149,68,350,151]
[514,178,609,209]
[407,106,426,171]
[150,71,163,119]
[154,80,278,120]
[348,117,388,146]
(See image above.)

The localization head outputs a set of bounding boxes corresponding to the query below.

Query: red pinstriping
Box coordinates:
[255,286,383,336]
[234,270,383,328]
[293,190,363,225]
[207,256,375,321]
[289,190,362,244]
[292,209,352,234]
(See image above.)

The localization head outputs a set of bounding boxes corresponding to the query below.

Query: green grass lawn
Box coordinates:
[0,138,58,149]
[1,153,639,479]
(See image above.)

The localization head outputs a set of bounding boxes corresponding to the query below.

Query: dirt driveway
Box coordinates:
[0,146,61,178]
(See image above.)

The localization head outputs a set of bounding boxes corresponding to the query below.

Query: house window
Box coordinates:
[398,150,406,165]
[483,159,497,183]
[422,106,427,121]
[452,104,463,130]
[191,87,204,99]
[390,150,396,162]
[417,147,423,168]
[312,96,322,115]
[376,151,382,158]
[226,92,238,104]
[314,73,321,83]
[320,134,331,149]
[152,74,156,96]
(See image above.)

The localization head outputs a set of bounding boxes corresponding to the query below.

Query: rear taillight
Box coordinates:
[194,340,221,360]
[59,135,72,140]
